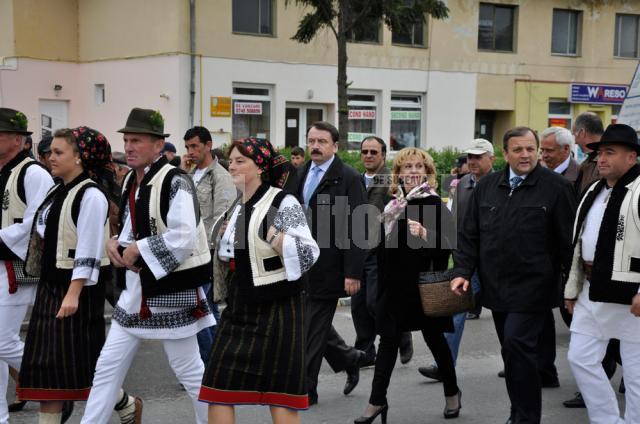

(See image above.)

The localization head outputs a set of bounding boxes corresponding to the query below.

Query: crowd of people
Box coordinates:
[0,105,638,424]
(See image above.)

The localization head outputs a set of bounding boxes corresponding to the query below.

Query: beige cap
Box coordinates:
[465,138,494,155]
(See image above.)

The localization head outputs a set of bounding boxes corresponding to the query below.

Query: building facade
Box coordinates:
[0,0,638,153]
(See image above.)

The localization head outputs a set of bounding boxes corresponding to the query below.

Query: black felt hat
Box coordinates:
[0,108,32,135]
[117,108,169,138]
[587,124,640,153]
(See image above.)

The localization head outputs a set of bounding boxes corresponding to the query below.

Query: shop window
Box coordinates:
[232,0,274,36]
[348,93,377,149]
[392,0,426,47]
[552,9,581,56]
[347,23,381,44]
[612,105,622,124]
[547,100,572,129]
[232,85,272,140]
[390,95,422,150]
[478,3,517,52]
[614,14,640,58]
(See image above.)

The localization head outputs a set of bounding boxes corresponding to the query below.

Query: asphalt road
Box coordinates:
[8,306,620,423]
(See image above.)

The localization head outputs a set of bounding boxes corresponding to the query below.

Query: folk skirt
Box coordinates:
[199,282,308,410]
[17,278,106,401]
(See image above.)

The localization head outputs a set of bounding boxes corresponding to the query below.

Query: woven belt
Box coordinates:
[583,261,593,281]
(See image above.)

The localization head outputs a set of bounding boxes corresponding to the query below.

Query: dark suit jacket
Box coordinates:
[297,155,368,299]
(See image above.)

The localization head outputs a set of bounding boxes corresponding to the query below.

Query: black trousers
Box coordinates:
[306,296,361,397]
[536,309,558,384]
[492,310,547,424]
[370,325,459,406]
[351,253,378,359]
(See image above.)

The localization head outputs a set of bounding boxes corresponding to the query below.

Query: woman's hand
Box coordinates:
[565,299,576,315]
[267,225,284,255]
[407,219,427,240]
[56,280,84,319]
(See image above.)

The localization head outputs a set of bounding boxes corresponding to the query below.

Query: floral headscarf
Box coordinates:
[71,126,117,193]
[236,137,291,189]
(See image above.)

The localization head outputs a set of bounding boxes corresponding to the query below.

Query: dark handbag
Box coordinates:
[418,270,474,317]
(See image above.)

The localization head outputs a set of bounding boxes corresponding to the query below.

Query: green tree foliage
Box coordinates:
[285,0,449,149]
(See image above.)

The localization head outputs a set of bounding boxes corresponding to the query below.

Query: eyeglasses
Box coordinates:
[360,150,380,156]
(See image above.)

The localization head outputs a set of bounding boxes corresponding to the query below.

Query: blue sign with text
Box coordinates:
[570,83,628,105]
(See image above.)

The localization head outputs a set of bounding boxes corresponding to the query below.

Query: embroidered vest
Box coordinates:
[0,151,43,260]
[120,159,211,297]
[247,186,287,286]
[565,172,640,304]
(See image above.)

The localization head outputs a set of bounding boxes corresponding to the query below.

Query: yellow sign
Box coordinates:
[210,96,231,117]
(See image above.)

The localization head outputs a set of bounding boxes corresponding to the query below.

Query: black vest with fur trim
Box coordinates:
[118,157,210,297]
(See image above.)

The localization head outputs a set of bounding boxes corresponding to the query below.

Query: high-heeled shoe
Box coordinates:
[443,391,461,419]
[354,403,388,424]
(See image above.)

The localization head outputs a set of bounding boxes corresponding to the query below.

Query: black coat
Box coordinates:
[453,165,576,312]
[376,194,455,335]
[296,155,368,299]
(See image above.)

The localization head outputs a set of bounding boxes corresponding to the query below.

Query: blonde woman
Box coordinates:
[355,148,461,423]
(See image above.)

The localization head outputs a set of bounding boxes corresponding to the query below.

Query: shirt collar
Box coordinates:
[553,156,571,174]
[311,154,335,174]
[509,168,528,181]
[143,155,164,175]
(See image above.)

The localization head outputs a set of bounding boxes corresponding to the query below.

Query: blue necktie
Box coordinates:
[304,167,322,207]
[510,176,524,190]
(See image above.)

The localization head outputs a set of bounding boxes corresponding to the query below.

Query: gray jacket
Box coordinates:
[189,159,237,247]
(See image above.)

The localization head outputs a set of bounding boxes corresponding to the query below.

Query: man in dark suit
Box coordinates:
[299,122,368,405]
[352,136,413,368]
[452,127,576,424]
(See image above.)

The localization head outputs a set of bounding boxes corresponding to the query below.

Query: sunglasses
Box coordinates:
[360,149,380,156]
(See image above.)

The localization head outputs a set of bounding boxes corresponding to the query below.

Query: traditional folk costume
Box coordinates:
[0,108,54,424]
[17,127,113,406]
[199,138,319,410]
[81,109,214,424]
[565,125,640,424]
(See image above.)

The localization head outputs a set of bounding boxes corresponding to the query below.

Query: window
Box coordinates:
[478,3,516,52]
[548,99,572,129]
[390,95,422,150]
[614,14,640,58]
[392,1,426,46]
[612,105,622,124]
[347,23,381,44]
[95,84,105,105]
[232,0,273,36]
[552,9,581,55]
[232,85,272,140]
[348,93,377,149]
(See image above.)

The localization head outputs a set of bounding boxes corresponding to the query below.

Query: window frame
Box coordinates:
[390,93,424,150]
[346,22,383,45]
[477,3,518,53]
[391,14,428,48]
[551,8,582,57]
[231,0,276,37]
[547,99,573,130]
[231,83,274,140]
[347,91,379,150]
[614,13,640,59]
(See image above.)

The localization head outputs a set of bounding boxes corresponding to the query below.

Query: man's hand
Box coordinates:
[451,277,469,296]
[345,278,361,296]
[565,299,576,315]
[107,238,125,268]
[122,241,141,272]
[631,294,640,317]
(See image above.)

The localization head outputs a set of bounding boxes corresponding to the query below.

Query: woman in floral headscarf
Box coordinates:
[16,127,116,423]
[199,138,319,424]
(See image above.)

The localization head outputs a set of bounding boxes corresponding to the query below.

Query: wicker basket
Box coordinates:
[418,270,474,317]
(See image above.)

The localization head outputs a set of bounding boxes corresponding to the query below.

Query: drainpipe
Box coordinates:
[189,0,196,127]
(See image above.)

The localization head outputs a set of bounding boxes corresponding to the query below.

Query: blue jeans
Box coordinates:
[197,283,220,363]
[442,272,481,365]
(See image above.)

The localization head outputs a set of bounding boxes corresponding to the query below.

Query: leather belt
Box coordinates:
[583,261,593,281]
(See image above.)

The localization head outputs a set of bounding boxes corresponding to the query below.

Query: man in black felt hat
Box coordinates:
[0,108,54,423]
[564,123,640,424]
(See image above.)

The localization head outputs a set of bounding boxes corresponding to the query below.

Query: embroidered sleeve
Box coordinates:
[137,175,199,280]
[278,195,319,280]
[72,188,109,286]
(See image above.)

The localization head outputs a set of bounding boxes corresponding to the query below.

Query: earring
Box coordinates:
[75,159,81,165]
